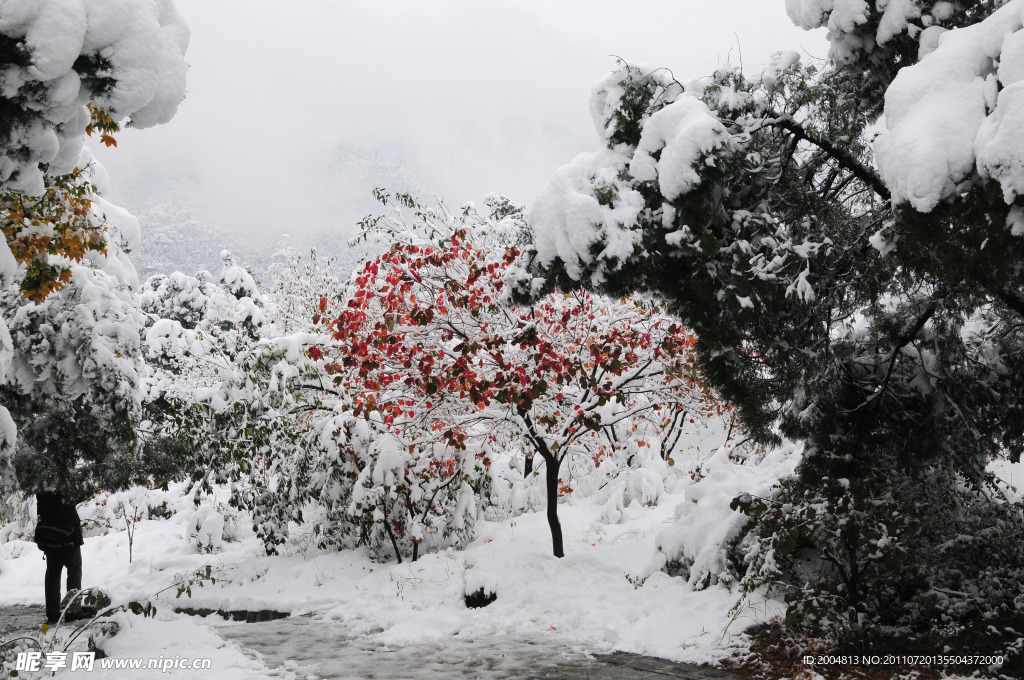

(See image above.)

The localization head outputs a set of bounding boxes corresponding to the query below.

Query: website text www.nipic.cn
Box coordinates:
[16,651,213,673]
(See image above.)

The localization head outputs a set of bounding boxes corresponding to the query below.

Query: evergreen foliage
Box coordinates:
[525,2,1024,639]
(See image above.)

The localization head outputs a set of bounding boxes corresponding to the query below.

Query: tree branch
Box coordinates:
[770,116,891,202]
[998,287,1024,319]
[847,296,940,412]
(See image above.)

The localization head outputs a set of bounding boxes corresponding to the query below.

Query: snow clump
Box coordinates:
[0,0,190,195]
[529,148,645,284]
[630,95,729,201]
[875,0,1024,211]
[785,0,925,60]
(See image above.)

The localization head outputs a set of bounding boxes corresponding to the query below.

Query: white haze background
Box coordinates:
[93,0,825,243]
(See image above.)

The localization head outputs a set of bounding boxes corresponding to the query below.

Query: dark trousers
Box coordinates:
[44,546,82,621]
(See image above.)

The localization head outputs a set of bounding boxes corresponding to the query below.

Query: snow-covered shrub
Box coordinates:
[78,486,183,537]
[349,430,486,563]
[647,445,800,590]
[186,504,228,554]
[141,271,212,330]
[185,335,358,555]
[739,460,1024,635]
[486,440,678,523]
[184,340,487,562]
[138,253,270,488]
[592,466,671,527]
[484,454,546,519]
[140,251,267,377]
[463,557,499,608]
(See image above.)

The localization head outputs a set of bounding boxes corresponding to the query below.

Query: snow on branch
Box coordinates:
[875,0,1024,212]
[0,0,190,195]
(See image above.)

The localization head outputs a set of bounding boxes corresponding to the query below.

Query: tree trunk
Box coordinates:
[524,454,534,477]
[382,504,403,564]
[543,454,564,558]
[519,409,563,557]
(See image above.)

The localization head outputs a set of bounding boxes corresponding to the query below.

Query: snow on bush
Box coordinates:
[218,250,265,319]
[186,502,244,554]
[647,445,801,590]
[140,252,268,410]
[485,460,546,518]
[591,453,674,526]
[78,485,184,537]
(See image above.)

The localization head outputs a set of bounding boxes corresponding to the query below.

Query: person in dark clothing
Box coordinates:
[35,491,85,624]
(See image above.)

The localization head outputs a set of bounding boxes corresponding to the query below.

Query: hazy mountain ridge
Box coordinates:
[120,143,431,283]
[131,201,368,284]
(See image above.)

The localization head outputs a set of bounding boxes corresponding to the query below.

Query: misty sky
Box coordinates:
[94,1,826,241]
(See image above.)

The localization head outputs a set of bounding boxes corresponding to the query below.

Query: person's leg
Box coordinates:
[44,551,65,622]
[65,546,82,593]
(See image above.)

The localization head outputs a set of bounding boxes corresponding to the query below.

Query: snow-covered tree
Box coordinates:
[0,189,145,499]
[525,1,1024,640]
[138,253,269,486]
[0,0,189,498]
[0,154,160,499]
[324,195,725,558]
[164,260,355,555]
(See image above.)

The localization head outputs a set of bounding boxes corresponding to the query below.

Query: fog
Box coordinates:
[93,0,826,243]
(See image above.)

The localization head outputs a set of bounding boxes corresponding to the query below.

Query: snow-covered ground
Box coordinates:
[0,444,782,677]
[2,453,1020,679]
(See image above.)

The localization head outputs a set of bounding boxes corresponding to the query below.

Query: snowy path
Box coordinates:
[214,616,742,680]
[0,604,44,637]
[1,606,745,679]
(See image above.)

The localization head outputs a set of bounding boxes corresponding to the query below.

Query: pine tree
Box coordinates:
[525,0,1024,641]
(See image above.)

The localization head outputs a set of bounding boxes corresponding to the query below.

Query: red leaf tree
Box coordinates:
[319,195,727,557]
